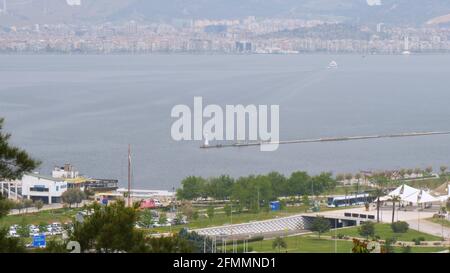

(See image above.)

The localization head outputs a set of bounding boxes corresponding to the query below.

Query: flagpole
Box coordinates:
[128,144,132,207]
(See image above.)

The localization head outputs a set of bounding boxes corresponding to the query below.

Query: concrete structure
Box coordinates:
[0,180,21,200]
[52,164,79,179]
[21,173,68,204]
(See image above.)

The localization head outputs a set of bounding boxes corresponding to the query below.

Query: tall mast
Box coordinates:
[128,144,132,207]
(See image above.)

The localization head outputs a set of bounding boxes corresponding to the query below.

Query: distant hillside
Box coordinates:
[1,0,450,26]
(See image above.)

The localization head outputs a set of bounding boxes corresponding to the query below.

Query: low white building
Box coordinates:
[21,173,68,204]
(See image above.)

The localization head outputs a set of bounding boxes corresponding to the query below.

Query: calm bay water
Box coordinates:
[0,54,449,189]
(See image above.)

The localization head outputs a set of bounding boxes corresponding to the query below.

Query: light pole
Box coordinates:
[335,218,337,253]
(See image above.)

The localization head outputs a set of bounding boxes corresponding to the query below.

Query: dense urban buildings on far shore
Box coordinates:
[1,17,450,54]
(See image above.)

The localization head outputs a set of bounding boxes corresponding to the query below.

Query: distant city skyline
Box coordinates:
[1,17,449,54]
[1,0,450,26]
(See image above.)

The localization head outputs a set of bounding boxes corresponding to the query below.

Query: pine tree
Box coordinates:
[0,118,40,181]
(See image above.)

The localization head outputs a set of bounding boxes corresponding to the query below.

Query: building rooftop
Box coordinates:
[26,173,65,182]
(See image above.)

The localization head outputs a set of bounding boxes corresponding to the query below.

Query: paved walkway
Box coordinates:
[406,218,450,239]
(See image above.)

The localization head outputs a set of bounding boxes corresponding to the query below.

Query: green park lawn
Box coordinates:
[148,205,349,233]
[324,223,442,242]
[0,208,80,228]
[223,235,446,253]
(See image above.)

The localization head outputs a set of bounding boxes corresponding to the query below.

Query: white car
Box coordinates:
[8,230,19,238]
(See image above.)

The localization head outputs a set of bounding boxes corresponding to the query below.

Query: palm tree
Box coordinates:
[414,168,422,178]
[399,169,406,179]
[345,173,353,185]
[390,196,401,223]
[372,188,385,223]
[371,174,388,223]
[425,166,433,175]
[440,166,448,175]
[355,173,362,192]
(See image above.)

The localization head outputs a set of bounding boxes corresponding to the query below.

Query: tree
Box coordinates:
[371,175,388,223]
[440,166,448,175]
[272,237,287,252]
[23,199,33,213]
[390,196,401,223]
[70,200,148,253]
[302,195,310,207]
[358,221,375,239]
[0,118,38,252]
[147,234,195,253]
[139,209,154,228]
[223,204,232,217]
[425,166,433,175]
[355,173,362,193]
[267,172,288,198]
[336,174,345,182]
[0,194,25,252]
[0,118,40,181]
[44,239,68,253]
[414,168,422,177]
[406,169,413,177]
[14,200,25,215]
[38,222,48,233]
[288,171,311,196]
[158,212,168,225]
[206,206,215,220]
[180,201,194,220]
[192,210,199,220]
[176,176,207,200]
[345,173,353,183]
[311,217,330,238]
[34,200,44,211]
[206,175,234,200]
[61,188,86,208]
[0,227,25,253]
[16,219,30,238]
[0,193,14,218]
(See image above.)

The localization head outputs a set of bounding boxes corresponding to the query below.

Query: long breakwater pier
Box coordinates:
[200,131,450,149]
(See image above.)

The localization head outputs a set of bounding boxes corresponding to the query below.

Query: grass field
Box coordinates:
[148,205,348,233]
[222,235,446,253]
[324,223,442,242]
[149,206,309,233]
[0,208,80,228]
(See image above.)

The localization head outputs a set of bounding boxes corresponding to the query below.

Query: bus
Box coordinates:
[327,193,373,208]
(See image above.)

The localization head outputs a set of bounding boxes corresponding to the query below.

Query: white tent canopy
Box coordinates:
[403,190,439,204]
[388,184,419,199]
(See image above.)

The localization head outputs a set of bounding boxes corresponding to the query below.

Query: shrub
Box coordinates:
[337,233,345,239]
[358,222,375,239]
[402,245,412,253]
[413,237,426,245]
[391,221,409,233]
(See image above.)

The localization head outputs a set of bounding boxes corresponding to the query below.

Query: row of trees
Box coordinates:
[176,172,337,211]
[337,166,449,183]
